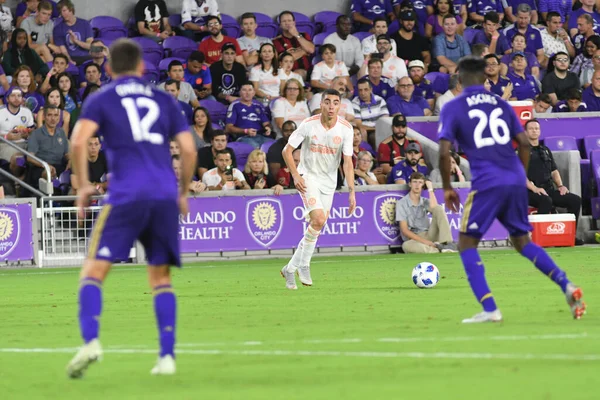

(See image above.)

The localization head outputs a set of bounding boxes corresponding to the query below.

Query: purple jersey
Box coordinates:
[438,85,526,191]
[53,18,94,58]
[225,100,269,131]
[80,76,188,206]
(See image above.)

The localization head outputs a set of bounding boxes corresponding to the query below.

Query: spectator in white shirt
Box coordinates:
[309,76,356,123]
[310,44,350,92]
[238,12,272,69]
[278,52,305,90]
[181,0,219,41]
[433,73,461,115]
[0,87,34,175]
[249,42,280,104]
[270,78,310,135]
[541,12,575,60]
[324,15,362,76]
[361,17,397,58]
[202,149,250,191]
[359,35,408,86]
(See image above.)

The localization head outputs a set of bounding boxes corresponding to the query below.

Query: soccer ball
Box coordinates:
[412,262,440,288]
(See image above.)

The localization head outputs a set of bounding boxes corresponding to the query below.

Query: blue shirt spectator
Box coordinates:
[432,19,471,67]
[582,82,600,110]
[387,76,432,116]
[488,75,512,97]
[184,51,213,93]
[553,99,588,112]
[504,25,543,56]
[568,6,600,34]
[225,83,273,149]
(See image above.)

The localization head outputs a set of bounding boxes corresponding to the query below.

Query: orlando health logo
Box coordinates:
[246,198,283,247]
[0,208,20,258]
[373,194,403,242]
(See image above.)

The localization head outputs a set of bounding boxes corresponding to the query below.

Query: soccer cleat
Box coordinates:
[281,265,297,290]
[462,309,503,324]
[66,339,103,379]
[565,283,586,320]
[150,355,176,375]
[297,265,313,286]
[436,242,458,253]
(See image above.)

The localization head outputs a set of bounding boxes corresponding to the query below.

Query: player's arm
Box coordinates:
[514,132,530,172]
[175,131,197,195]
[71,119,99,190]
[282,143,300,177]
[438,139,454,191]
[342,155,355,193]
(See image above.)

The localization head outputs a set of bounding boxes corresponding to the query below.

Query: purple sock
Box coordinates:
[154,285,177,358]
[521,242,570,292]
[78,277,103,343]
[460,248,497,312]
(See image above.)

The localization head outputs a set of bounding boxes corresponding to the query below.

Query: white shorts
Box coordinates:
[299,180,334,221]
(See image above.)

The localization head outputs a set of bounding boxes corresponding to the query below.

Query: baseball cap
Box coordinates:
[408,60,425,70]
[222,42,236,52]
[392,114,407,127]
[5,87,23,98]
[399,10,416,21]
[406,142,421,153]
[376,34,391,43]
[511,51,526,59]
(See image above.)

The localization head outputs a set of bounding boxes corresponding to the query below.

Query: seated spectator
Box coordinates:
[572,14,597,57]
[393,0,431,37]
[21,0,57,62]
[53,0,93,65]
[198,16,243,66]
[181,0,219,41]
[473,12,510,55]
[541,12,575,61]
[16,0,58,28]
[484,54,512,99]
[249,43,280,104]
[134,0,173,43]
[158,60,199,108]
[352,78,389,140]
[434,73,462,115]
[425,0,464,38]
[533,93,553,114]
[351,0,394,32]
[56,71,78,113]
[238,12,272,69]
[275,147,300,189]
[310,44,350,92]
[583,70,600,110]
[359,35,408,86]
[0,87,34,175]
[36,87,70,136]
[324,15,362,76]
[78,63,102,96]
[471,43,490,57]
[210,43,247,105]
[390,11,431,69]
[377,114,419,177]
[396,172,456,254]
[351,126,370,167]
[202,149,250,190]
[309,77,356,123]
[40,53,68,94]
[553,88,588,112]
[272,11,315,80]
[14,65,45,115]
[197,130,237,179]
[506,52,540,100]
[225,83,274,148]
[542,52,581,105]
[348,150,378,186]
[183,51,213,101]
[387,76,432,116]
[500,33,540,79]
[388,142,428,184]
[243,149,283,194]
[278,52,305,88]
[271,79,310,135]
[432,15,471,74]
[503,4,543,62]
[78,40,110,87]
[360,58,395,100]
[25,105,69,192]
[267,120,295,177]
[568,0,600,39]
[172,154,207,194]
[70,135,107,195]
[163,79,193,124]
[408,60,435,109]
[468,0,504,24]
[430,150,467,183]
[2,28,50,78]
[574,37,600,88]
[503,0,538,25]
[190,106,215,150]
[361,17,397,58]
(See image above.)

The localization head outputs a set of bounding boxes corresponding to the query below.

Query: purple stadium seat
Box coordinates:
[590,150,600,218]
[126,16,138,37]
[313,32,329,47]
[313,11,342,34]
[583,135,600,159]
[228,142,255,169]
[58,169,71,192]
[254,12,278,38]
[425,72,450,94]
[163,36,197,60]
[353,31,372,42]
[388,20,400,35]
[90,16,127,40]
[260,141,274,154]
[360,141,376,156]
[142,63,159,83]
[169,14,182,28]
[220,14,241,38]
[544,136,578,151]
[200,99,228,123]
[463,27,478,44]
[132,37,163,66]
[212,122,223,131]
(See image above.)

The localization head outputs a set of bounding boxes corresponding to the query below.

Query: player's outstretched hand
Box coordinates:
[76,185,96,220]
[348,191,356,216]
[294,174,306,193]
[444,189,460,213]
[178,193,189,216]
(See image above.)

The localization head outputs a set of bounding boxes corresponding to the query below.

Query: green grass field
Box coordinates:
[0,247,598,400]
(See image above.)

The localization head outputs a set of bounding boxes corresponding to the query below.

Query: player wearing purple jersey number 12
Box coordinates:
[437,56,585,324]
[66,39,197,378]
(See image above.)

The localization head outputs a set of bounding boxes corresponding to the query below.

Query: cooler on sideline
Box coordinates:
[528,214,576,247]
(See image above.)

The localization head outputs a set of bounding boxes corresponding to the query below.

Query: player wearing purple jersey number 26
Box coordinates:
[437,56,585,324]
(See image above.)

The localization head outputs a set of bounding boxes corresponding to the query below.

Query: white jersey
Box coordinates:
[0,106,34,142]
[288,115,354,193]
[382,55,408,86]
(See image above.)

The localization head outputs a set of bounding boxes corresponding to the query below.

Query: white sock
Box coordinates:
[288,226,321,273]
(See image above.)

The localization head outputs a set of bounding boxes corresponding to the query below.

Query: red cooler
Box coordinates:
[528,214,576,247]
[509,100,533,126]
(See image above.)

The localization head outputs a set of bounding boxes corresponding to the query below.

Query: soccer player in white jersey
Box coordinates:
[280,89,356,290]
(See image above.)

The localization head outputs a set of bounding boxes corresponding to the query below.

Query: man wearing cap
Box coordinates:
[324,15,363,76]
[553,88,588,112]
[361,17,397,57]
[359,34,408,87]
[393,0,433,36]
[359,58,395,100]
[387,142,429,184]
[503,4,543,61]
[434,73,462,115]
[483,54,512,99]
[582,70,600,111]
[473,12,511,55]
[541,51,581,105]
[210,43,248,105]
[391,10,431,68]
[387,76,432,116]
[507,51,540,100]
[351,0,395,32]
[432,15,471,73]
[0,87,35,176]
[377,114,421,176]
[408,60,435,109]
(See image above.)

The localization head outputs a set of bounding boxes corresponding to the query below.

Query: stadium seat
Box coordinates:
[200,99,228,123]
[254,12,279,38]
[126,16,138,37]
[260,141,274,154]
[583,135,600,159]
[131,37,163,66]
[220,13,242,38]
[353,31,371,42]
[169,14,182,28]
[313,32,329,47]
[313,11,342,34]
[90,16,128,40]
[163,36,197,60]
[544,136,578,152]
[228,141,256,169]
[387,20,399,35]
[158,57,185,81]
[142,63,159,83]
[425,72,450,94]
[463,28,478,44]
[360,141,376,156]
[58,170,71,193]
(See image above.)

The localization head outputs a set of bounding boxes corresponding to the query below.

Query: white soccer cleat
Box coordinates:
[462,309,503,324]
[565,283,586,320]
[281,265,297,290]
[66,339,103,379]
[297,265,313,286]
[150,355,176,375]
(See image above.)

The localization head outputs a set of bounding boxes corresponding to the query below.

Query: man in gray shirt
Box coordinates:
[396,171,456,253]
[237,12,272,69]
[21,0,59,63]
[157,60,200,108]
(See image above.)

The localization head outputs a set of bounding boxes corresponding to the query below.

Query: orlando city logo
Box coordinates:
[245,198,283,247]
[373,194,403,242]
[0,209,20,258]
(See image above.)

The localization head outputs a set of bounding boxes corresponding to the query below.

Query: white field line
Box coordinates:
[1,347,599,362]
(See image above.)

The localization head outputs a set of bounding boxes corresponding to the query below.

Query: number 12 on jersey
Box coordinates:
[469,107,511,149]
[122,97,164,145]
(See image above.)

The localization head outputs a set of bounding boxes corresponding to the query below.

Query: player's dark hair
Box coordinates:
[109,39,142,75]
[84,63,101,74]
[409,172,426,182]
[524,118,540,130]
[484,11,499,24]
[165,79,180,90]
[240,12,256,22]
[188,51,205,63]
[321,88,341,100]
[319,43,336,55]
[168,60,183,71]
[53,54,69,65]
[457,56,487,87]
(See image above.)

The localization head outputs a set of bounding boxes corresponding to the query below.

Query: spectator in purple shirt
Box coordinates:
[387,76,433,116]
[225,82,274,149]
[506,52,540,100]
[503,4,544,62]
[500,32,540,79]
[53,0,93,65]
[539,0,570,23]
[473,12,511,55]
[484,53,512,99]
[582,69,600,110]
[568,0,600,38]
[468,0,504,24]
[553,88,588,112]
[503,0,538,25]
[360,58,395,100]
[351,0,395,32]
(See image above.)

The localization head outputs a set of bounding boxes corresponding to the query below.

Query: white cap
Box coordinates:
[407,60,425,70]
